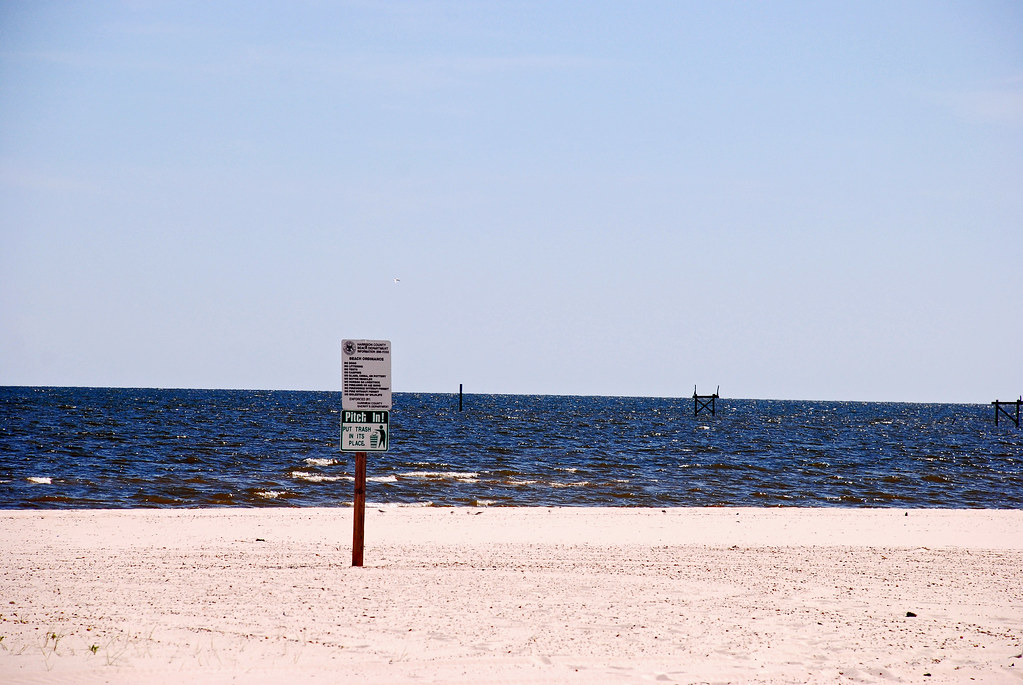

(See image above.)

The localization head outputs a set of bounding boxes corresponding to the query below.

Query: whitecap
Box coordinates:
[27,477,52,485]
[304,458,338,467]
[256,490,285,499]
[289,471,345,483]
[401,471,479,480]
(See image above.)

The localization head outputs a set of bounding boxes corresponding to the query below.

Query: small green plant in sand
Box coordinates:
[89,644,99,654]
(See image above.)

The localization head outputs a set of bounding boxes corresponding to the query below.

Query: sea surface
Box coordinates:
[1,387,1021,509]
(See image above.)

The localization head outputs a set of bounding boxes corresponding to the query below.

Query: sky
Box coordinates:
[1,1,1021,402]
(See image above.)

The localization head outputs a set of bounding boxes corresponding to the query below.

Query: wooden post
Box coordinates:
[693,385,720,417]
[459,384,463,412]
[352,451,367,567]
[992,398,1023,428]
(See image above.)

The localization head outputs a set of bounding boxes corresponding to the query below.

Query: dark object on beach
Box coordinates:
[906,611,917,617]
[256,538,266,542]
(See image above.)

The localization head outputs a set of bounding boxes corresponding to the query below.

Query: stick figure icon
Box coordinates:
[375,425,387,449]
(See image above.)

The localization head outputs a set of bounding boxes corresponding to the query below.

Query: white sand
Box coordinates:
[2,507,1022,684]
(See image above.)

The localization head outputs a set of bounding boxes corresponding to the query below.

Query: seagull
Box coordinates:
[393,277,401,284]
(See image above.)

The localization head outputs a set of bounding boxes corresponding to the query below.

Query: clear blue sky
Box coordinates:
[2,1,1021,402]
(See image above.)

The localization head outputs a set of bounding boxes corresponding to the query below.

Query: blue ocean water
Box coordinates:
[1,387,1021,509]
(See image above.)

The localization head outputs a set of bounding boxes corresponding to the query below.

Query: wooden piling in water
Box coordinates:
[992,398,1022,428]
[693,385,720,417]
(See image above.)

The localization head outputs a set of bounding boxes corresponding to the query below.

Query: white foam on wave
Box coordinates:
[401,471,479,482]
[475,499,496,506]
[508,478,538,486]
[290,470,345,483]
[304,458,338,467]
[291,471,397,484]
[27,477,52,485]
[256,490,285,499]
[550,481,590,488]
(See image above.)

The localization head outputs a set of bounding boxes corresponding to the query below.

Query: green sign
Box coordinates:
[341,410,389,452]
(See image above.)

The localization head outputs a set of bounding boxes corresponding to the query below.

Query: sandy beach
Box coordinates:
[2,507,1021,684]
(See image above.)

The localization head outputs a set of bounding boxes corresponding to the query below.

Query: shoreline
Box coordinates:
[3,507,1022,683]
[4,505,1023,548]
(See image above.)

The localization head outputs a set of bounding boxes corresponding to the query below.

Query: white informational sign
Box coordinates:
[341,410,389,452]
[341,339,392,410]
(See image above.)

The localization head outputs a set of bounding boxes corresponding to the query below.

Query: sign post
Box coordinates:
[341,339,391,567]
[352,451,366,566]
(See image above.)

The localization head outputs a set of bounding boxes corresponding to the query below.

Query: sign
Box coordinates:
[341,339,391,410]
[340,339,392,567]
[341,410,389,452]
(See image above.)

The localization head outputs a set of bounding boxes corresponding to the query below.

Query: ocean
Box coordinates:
[1,387,1021,509]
